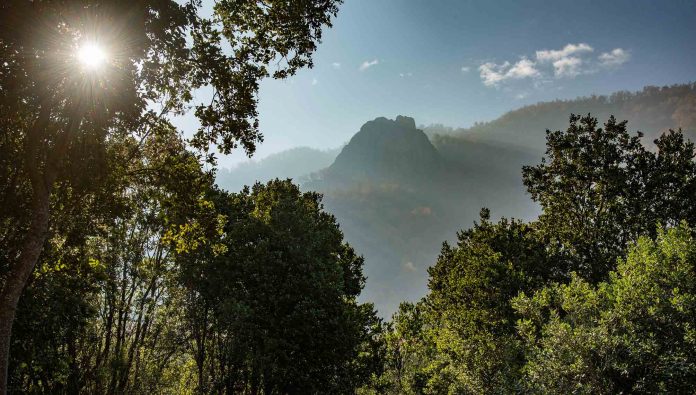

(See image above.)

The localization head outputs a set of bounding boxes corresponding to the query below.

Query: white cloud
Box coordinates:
[359,59,379,71]
[399,72,413,78]
[598,48,630,67]
[479,62,509,86]
[536,43,593,62]
[332,62,341,69]
[479,58,540,87]
[461,66,470,73]
[478,43,629,88]
[552,56,583,78]
[507,58,540,79]
[536,43,594,78]
[480,62,512,86]
[311,78,318,86]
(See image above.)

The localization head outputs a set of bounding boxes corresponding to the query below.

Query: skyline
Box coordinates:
[177,0,696,168]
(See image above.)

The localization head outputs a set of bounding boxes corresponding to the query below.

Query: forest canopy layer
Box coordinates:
[2,1,696,394]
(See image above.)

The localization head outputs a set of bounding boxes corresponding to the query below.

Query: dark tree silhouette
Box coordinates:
[0,1,342,392]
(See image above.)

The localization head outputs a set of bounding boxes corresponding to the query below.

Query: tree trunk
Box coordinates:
[0,179,51,394]
[0,102,65,394]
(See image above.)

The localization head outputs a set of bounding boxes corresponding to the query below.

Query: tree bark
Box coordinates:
[0,100,79,394]
[0,103,54,395]
[0,177,51,394]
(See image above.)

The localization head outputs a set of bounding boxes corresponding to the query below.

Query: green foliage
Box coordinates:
[371,302,433,394]
[523,114,648,281]
[362,115,696,394]
[7,128,214,393]
[523,114,696,282]
[418,210,552,394]
[514,224,696,393]
[179,179,378,394]
[9,257,99,393]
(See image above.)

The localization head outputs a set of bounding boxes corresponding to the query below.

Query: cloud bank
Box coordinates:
[479,58,540,86]
[598,48,631,67]
[479,43,629,87]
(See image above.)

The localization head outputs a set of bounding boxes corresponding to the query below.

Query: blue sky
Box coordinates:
[187,0,696,168]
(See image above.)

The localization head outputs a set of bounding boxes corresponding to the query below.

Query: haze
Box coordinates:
[178,0,696,168]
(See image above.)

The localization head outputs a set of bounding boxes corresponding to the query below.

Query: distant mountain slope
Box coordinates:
[319,116,443,187]
[216,146,340,192]
[306,116,539,316]
[216,83,696,317]
[456,83,696,152]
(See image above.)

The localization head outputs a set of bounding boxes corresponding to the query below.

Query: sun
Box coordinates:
[77,42,107,69]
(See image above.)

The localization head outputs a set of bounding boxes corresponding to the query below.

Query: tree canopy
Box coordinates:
[0,0,343,392]
[363,115,696,394]
[3,2,696,392]
[180,180,378,393]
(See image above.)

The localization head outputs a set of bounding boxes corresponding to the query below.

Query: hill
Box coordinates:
[327,116,442,183]
[454,83,696,152]
[216,146,340,192]
[306,116,539,316]
[216,83,696,316]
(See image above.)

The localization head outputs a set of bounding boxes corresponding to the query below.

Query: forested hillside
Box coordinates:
[275,84,696,316]
[216,147,340,192]
[452,83,696,151]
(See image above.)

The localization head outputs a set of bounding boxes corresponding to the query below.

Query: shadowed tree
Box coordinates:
[0,0,342,392]
[179,180,378,394]
[523,114,696,282]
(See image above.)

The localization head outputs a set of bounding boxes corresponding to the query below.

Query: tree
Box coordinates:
[178,180,377,394]
[419,210,553,393]
[514,224,696,393]
[6,125,215,393]
[0,0,342,391]
[522,114,648,281]
[75,130,213,394]
[362,301,433,395]
[523,114,696,282]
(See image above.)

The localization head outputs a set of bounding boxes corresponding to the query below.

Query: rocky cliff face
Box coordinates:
[326,116,443,183]
[304,115,539,317]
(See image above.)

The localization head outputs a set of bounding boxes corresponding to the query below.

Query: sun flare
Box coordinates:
[77,42,107,69]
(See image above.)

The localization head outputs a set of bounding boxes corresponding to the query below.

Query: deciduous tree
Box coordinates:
[0,1,342,391]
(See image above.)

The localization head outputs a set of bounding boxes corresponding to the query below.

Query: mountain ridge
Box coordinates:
[324,116,443,185]
[215,83,696,316]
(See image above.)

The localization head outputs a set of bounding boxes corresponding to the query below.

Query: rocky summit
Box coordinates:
[327,116,443,183]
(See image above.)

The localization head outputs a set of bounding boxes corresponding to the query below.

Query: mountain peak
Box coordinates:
[326,116,442,182]
[395,115,416,130]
